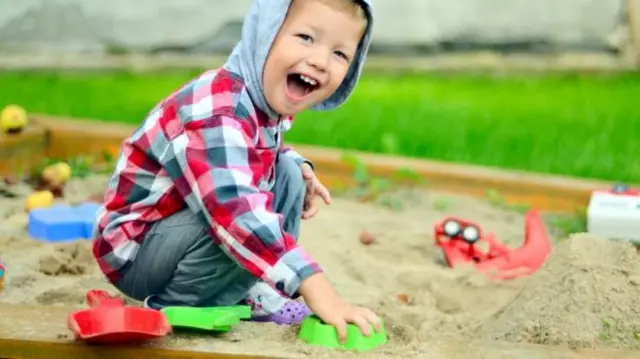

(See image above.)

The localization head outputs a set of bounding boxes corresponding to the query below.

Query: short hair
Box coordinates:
[309,0,368,28]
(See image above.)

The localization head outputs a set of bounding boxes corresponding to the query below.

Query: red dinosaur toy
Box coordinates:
[434,209,551,280]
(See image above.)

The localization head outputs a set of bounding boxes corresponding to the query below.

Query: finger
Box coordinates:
[334,319,348,343]
[317,183,332,205]
[301,166,314,179]
[302,202,319,219]
[349,314,371,336]
[305,180,315,196]
[363,309,382,333]
[303,189,311,203]
[302,170,314,180]
[302,196,313,216]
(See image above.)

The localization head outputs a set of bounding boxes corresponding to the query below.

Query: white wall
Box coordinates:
[0,0,626,54]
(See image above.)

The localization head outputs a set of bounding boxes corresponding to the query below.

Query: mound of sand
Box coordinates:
[477,233,640,350]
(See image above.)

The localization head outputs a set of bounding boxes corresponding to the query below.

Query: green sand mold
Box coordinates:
[161,305,251,332]
[298,315,387,352]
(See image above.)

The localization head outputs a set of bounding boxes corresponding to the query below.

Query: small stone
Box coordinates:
[359,230,376,245]
[397,293,410,304]
[3,175,17,185]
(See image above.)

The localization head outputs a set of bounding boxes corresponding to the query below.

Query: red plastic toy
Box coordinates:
[67,290,171,344]
[434,209,551,280]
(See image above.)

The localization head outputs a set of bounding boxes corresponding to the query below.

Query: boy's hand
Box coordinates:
[300,163,331,219]
[299,273,382,343]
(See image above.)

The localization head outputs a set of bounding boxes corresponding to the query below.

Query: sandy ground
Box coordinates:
[1,175,640,358]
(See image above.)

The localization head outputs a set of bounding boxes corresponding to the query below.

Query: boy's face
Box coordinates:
[263,0,365,116]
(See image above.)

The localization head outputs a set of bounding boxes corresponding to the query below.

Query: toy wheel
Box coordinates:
[442,220,461,237]
[461,225,480,244]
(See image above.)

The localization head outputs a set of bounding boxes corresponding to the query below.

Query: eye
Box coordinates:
[296,33,313,43]
[334,51,349,61]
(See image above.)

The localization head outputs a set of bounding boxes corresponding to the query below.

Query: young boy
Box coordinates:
[92,0,380,340]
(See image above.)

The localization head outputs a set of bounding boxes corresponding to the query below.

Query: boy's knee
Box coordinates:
[114,209,211,301]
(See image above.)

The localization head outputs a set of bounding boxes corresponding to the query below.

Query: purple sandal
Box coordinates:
[251,300,312,325]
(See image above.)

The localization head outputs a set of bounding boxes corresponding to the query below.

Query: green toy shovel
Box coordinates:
[161,305,251,332]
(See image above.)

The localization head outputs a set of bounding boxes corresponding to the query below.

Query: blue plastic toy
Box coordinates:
[28,202,102,242]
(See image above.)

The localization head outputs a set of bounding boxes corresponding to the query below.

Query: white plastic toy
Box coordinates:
[587,183,640,244]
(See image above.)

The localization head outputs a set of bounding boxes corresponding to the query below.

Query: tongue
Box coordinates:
[287,75,309,98]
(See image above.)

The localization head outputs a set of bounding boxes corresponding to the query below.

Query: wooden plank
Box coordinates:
[0,303,637,359]
[299,145,612,212]
[33,115,615,213]
[0,339,276,359]
[0,304,280,359]
[0,122,48,177]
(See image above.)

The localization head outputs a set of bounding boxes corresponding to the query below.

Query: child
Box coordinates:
[92,0,380,340]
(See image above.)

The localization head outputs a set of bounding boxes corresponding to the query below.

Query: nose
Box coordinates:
[306,47,330,72]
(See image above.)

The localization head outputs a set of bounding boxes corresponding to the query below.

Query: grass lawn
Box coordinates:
[0,69,638,183]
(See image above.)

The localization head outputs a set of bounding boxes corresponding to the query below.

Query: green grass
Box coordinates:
[1,69,638,183]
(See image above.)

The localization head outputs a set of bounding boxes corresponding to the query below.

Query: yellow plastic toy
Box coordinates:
[42,162,72,187]
[0,104,28,134]
[25,190,55,212]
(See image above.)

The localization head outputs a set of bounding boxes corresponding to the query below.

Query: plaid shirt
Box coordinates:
[92,69,322,298]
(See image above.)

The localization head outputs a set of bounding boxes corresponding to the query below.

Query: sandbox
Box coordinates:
[1,173,640,358]
[1,116,639,358]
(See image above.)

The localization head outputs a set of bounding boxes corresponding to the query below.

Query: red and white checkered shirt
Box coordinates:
[92,69,322,298]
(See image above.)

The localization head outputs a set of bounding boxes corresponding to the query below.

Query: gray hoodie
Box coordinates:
[223,0,374,119]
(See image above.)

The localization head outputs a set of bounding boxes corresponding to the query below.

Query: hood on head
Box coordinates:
[224,0,374,118]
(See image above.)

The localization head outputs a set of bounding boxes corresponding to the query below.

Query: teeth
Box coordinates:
[298,74,318,86]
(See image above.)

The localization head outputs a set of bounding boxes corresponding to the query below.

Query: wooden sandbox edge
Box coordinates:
[0,114,619,212]
[1,336,637,359]
[0,338,279,359]
[0,303,638,359]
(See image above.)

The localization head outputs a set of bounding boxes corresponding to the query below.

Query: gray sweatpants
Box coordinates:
[113,154,305,312]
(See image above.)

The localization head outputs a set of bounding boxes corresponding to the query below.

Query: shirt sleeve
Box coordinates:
[159,114,322,298]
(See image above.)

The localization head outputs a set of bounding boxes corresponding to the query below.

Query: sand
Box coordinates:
[1,175,640,358]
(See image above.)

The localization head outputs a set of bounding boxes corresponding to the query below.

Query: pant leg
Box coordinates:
[113,153,306,310]
[114,208,259,308]
[268,153,305,240]
[244,154,307,315]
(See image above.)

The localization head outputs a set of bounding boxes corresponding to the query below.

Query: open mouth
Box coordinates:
[286,73,320,100]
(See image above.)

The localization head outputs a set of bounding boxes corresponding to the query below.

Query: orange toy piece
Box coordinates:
[434,209,551,280]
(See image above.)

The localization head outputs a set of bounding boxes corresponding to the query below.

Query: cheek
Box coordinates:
[325,67,350,94]
[262,63,280,95]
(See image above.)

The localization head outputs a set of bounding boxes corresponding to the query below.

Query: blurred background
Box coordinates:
[0,0,638,183]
